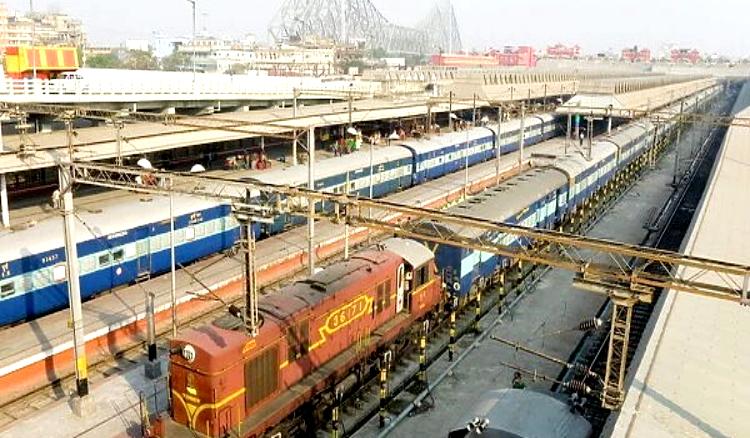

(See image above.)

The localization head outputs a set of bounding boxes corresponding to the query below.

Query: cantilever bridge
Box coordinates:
[268,0,461,54]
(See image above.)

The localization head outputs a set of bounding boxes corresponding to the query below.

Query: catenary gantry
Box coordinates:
[62,153,749,413]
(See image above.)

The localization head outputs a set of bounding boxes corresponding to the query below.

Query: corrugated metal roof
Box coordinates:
[557,78,717,117]
[0,97,478,173]
[440,166,566,239]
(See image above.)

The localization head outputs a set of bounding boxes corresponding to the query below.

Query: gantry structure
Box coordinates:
[3,94,749,412]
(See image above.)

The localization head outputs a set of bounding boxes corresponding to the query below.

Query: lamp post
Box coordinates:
[496,106,503,183]
[464,124,469,199]
[292,88,299,165]
[29,0,37,81]
[186,0,197,91]
[307,127,316,275]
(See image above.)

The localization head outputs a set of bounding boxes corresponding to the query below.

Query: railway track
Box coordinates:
[0,108,697,435]
[337,143,657,438]
[0,146,528,432]
[334,94,727,437]
[567,95,734,435]
[0,234,377,433]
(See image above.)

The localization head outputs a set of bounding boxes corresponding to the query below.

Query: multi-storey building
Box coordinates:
[490,46,537,67]
[431,46,537,68]
[670,48,701,64]
[0,2,85,51]
[621,46,652,63]
[247,45,336,76]
[545,43,581,59]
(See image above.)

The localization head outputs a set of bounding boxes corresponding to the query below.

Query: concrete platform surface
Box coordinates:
[0,360,167,438]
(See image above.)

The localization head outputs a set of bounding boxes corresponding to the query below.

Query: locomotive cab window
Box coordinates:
[414,265,430,288]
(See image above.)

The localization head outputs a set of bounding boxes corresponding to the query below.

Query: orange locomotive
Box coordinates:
[153,238,443,437]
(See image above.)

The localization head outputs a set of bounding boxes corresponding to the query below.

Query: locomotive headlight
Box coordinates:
[182,344,197,363]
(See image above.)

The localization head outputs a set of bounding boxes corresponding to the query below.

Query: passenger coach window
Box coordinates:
[0,282,15,298]
[98,254,111,267]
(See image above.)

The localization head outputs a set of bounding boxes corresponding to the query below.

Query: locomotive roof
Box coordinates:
[0,193,221,262]
[437,166,567,239]
[382,237,433,269]
[171,322,254,373]
[256,248,402,323]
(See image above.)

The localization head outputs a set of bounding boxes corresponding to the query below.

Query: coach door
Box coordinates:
[396,264,405,313]
[136,238,151,278]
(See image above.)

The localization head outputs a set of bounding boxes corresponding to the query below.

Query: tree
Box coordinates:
[86,52,124,69]
[338,58,366,74]
[161,51,192,71]
[123,50,159,70]
[226,63,248,75]
[370,47,388,59]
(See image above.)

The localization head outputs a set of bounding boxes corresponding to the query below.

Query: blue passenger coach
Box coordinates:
[0,114,561,324]
[0,196,238,325]
[428,94,704,301]
[435,167,567,297]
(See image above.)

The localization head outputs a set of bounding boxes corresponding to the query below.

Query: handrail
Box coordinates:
[0,76,382,100]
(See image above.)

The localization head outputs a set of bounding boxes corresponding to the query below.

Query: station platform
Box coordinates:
[606,83,750,437]
[0,134,578,412]
[0,96,478,174]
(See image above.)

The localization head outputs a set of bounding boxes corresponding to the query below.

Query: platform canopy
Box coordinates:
[556,78,716,119]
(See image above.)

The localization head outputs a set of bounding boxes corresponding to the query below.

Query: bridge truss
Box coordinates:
[267,0,461,54]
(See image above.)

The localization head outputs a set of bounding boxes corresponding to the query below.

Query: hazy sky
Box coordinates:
[4,0,748,57]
